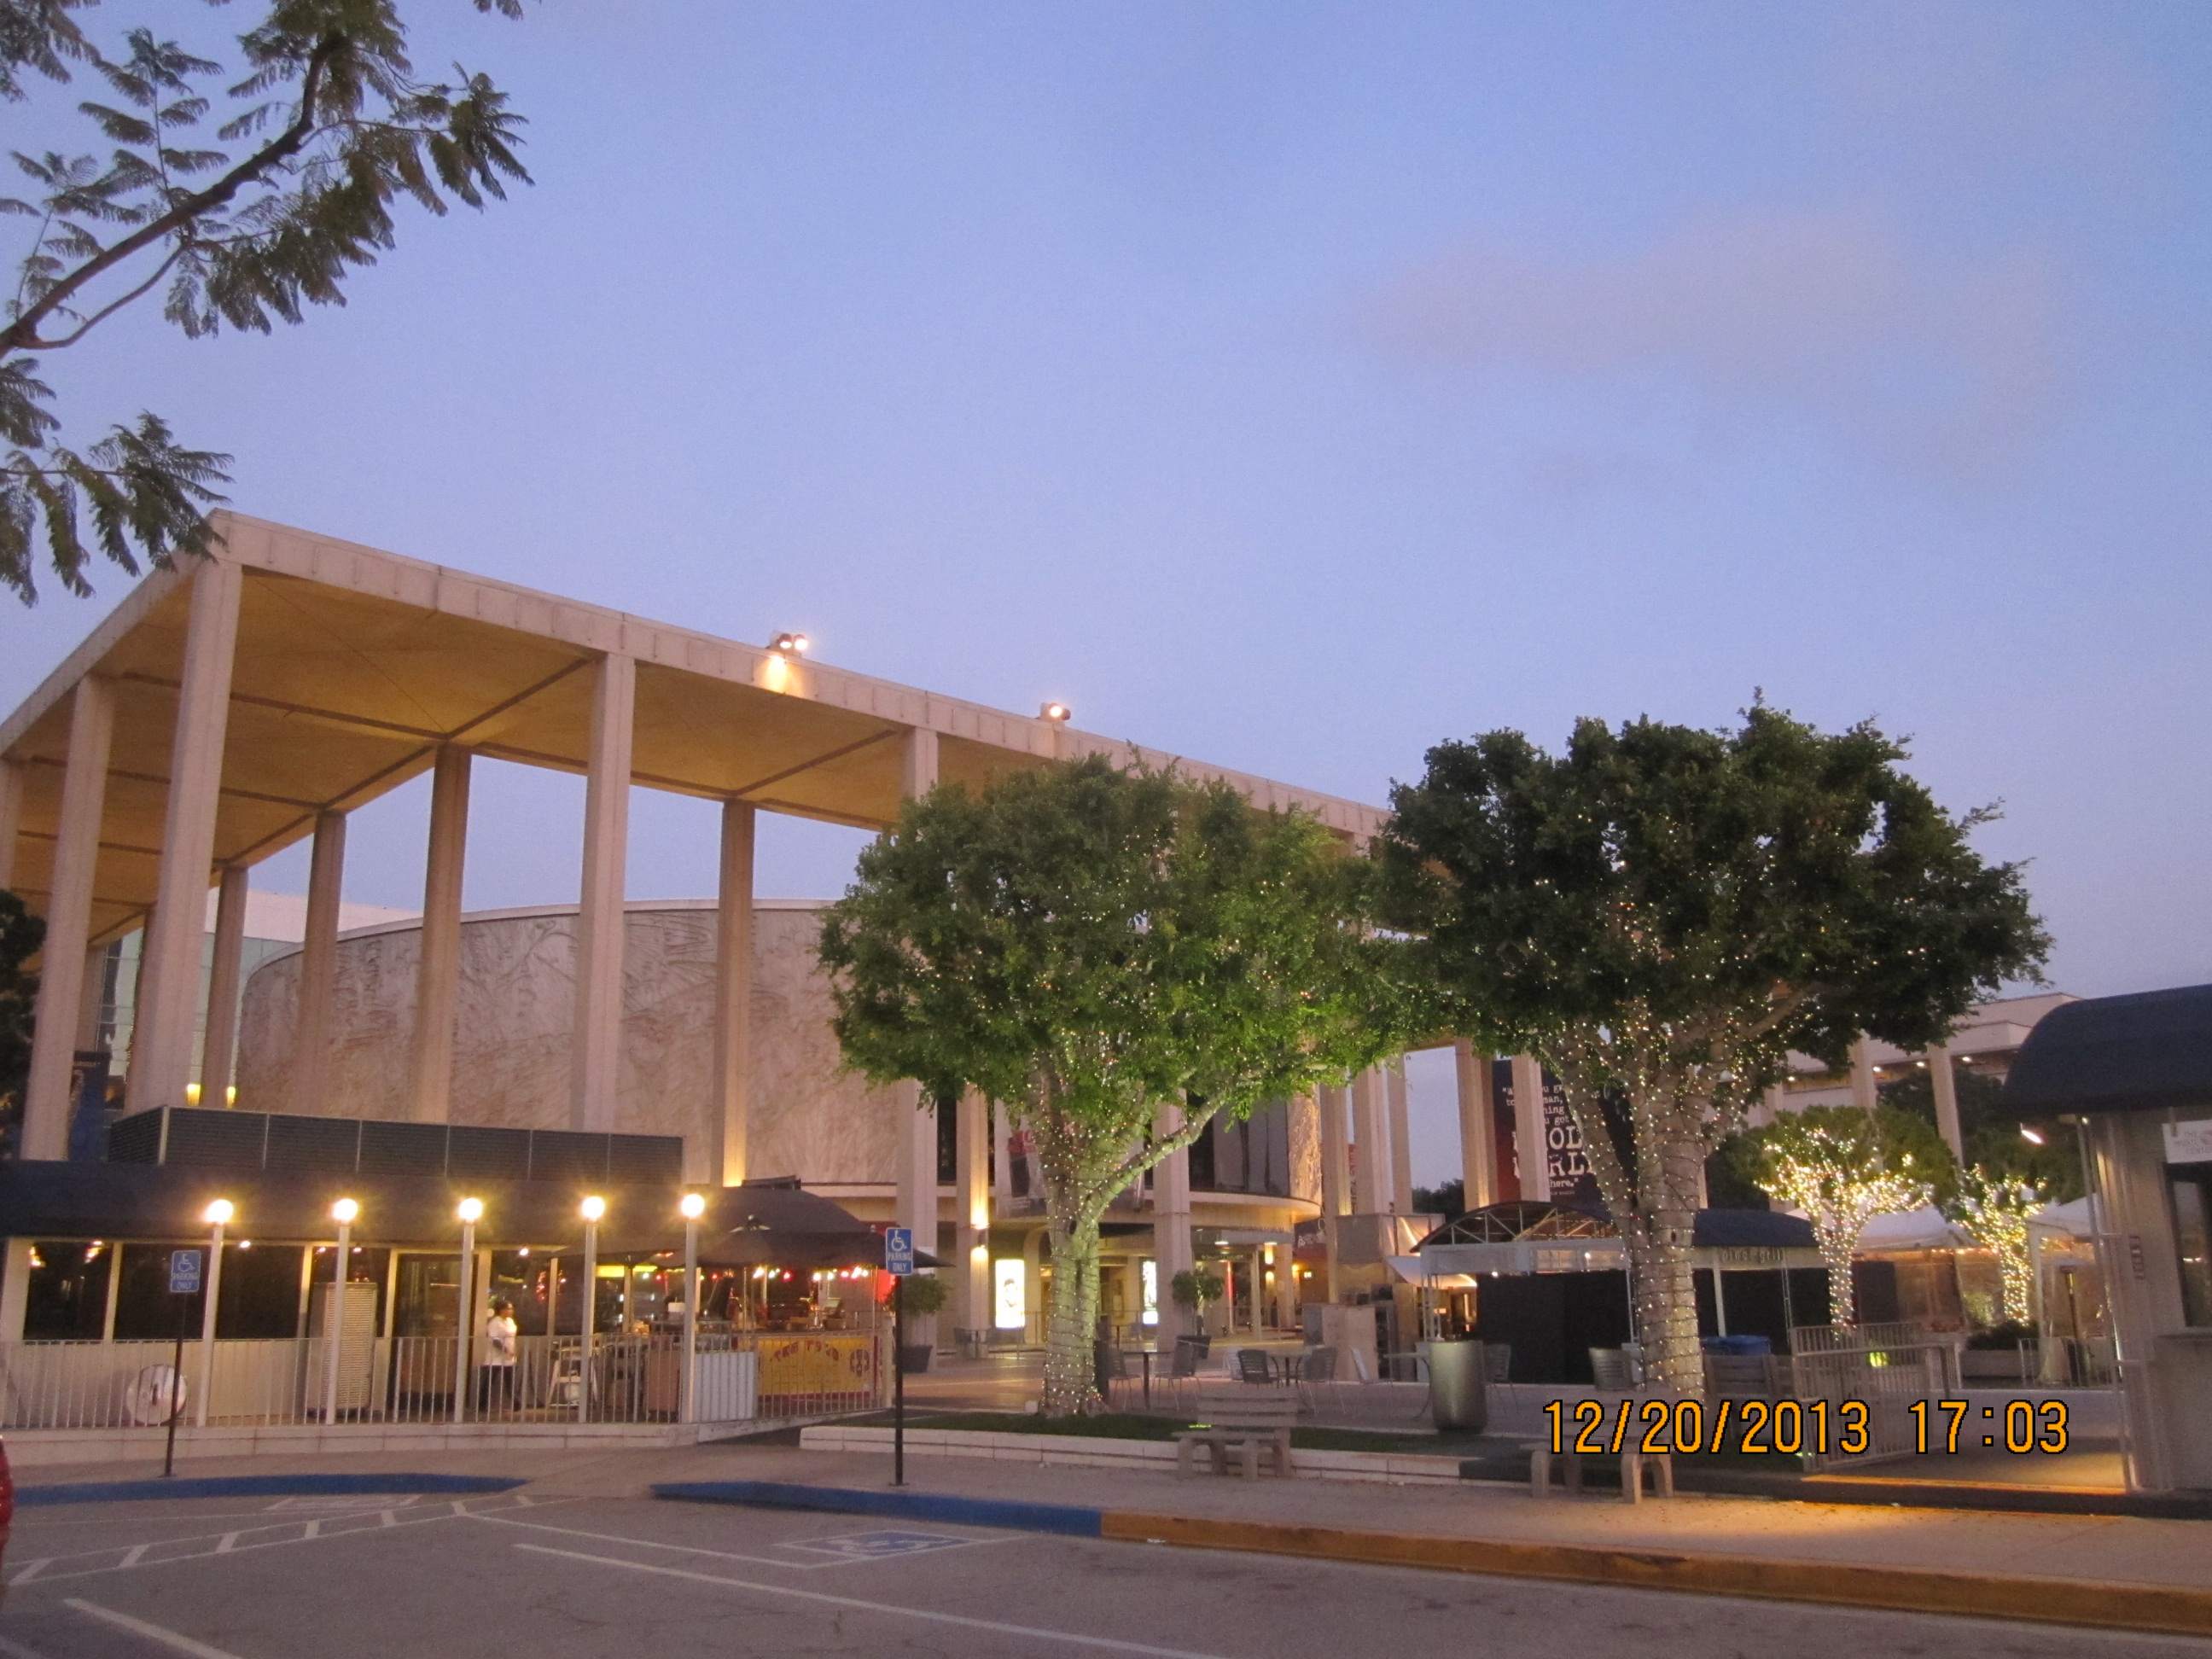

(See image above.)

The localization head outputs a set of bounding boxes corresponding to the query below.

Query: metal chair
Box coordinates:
[1589,1348,1634,1390]
[1295,1347,1338,1414]
[1485,1342,1513,1383]
[1235,1348,1274,1386]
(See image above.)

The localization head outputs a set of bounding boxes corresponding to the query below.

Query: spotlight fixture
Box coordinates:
[767,632,810,655]
[2020,1126,2046,1146]
[1040,701,1072,723]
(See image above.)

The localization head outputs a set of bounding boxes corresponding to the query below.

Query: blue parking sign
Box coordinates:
[168,1249,203,1295]
[884,1227,914,1278]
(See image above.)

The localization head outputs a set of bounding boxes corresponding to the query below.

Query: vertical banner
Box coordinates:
[1540,1074,1603,1207]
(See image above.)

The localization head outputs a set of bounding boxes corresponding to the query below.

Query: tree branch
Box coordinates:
[0,33,340,357]
[27,245,183,349]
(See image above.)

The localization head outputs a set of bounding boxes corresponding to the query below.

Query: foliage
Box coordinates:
[1377,704,2048,1390]
[1167,1267,1222,1312]
[889,1272,950,1318]
[1946,1166,2051,1325]
[820,754,1411,1413]
[1410,1177,1464,1219]
[0,887,40,1091]
[1,0,529,602]
[1742,1106,1940,1325]
[1880,1066,2081,1199]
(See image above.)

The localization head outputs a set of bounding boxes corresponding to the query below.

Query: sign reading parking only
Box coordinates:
[884,1227,914,1278]
[168,1249,204,1295]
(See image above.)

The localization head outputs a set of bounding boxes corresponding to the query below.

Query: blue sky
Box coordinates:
[7,2,2209,1180]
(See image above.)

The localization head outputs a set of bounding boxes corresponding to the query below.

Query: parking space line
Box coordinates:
[62,1599,249,1659]
[467,1509,1013,1570]
[511,1542,1238,1659]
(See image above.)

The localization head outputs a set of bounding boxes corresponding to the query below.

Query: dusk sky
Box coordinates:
[7,2,2208,1182]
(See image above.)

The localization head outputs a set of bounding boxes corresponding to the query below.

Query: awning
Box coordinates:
[2000,983,2212,1118]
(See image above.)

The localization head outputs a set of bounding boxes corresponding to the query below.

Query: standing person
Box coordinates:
[480,1298,518,1417]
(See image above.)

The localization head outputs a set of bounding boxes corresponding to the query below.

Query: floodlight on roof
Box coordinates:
[768,632,809,655]
[1040,701,1071,723]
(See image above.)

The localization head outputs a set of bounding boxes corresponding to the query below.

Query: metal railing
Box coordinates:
[0,1329,889,1432]
[1789,1322,1962,1472]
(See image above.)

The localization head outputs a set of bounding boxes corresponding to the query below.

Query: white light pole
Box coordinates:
[194,1199,233,1428]
[453,1197,483,1424]
[579,1196,605,1423]
[679,1192,705,1425]
[323,1198,358,1426]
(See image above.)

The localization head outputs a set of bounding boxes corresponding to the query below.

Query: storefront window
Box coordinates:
[2173,1169,2212,1328]
[24,1240,113,1339]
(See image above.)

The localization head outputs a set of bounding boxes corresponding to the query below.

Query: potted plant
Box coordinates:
[1168,1267,1224,1340]
[892,1272,950,1373]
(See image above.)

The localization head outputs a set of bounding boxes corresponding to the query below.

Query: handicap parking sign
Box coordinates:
[884,1227,914,1277]
[168,1249,203,1295]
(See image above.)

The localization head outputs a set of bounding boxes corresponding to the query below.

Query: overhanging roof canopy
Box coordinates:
[2000,984,2212,1118]
[2,515,1387,946]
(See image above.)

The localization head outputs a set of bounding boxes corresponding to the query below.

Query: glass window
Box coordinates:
[114,1243,201,1341]
[2173,1171,2212,1329]
[213,1243,306,1338]
[24,1240,113,1340]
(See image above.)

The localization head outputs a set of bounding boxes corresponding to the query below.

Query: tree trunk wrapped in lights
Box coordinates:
[1948,1167,2050,1325]
[819,756,1413,1416]
[1377,706,2049,1398]
[1746,1106,1938,1326]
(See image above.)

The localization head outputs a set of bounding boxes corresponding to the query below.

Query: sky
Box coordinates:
[6,1,2210,1185]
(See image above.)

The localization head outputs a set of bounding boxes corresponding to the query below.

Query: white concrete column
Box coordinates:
[200,866,249,1109]
[572,654,634,1133]
[1249,1248,1265,1335]
[992,1102,1012,1202]
[1849,1037,1877,1112]
[711,800,755,1185]
[1318,1085,1349,1216]
[0,755,23,890]
[888,725,942,1249]
[1350,1068,1386,1213]
[24,677,114,1158]
[132,558,243,1115]
[1453,1041,1495,1211]
[1928,1044,1963,1161]
[1271,1237,1297,1329]
[75,944,108,1049]
[1386,1056,1414,1214]
[956,1087,990,1344]
[0,1239,31,1341]
[410,747,470,1123]
[1511,1054,1550,1203]
[294,811,346,1115]
[894,1084,938,1256]
[1154,1100,1194,1330]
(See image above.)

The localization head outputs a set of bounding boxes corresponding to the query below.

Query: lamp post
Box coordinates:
[323,1198,358,1426]
[194,1199,233,1428]
[579,1196,605,1423]
[679,1192,705,1425]
[453,1197,483,1424]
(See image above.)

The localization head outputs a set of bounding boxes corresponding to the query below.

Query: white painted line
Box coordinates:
[63,1598,251,1659]
[512,1543,1238,1659]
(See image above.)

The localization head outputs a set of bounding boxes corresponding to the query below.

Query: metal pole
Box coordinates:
[1712,1266,1729,1336]
[893,1277,905,1487]
[194,1220,224,1428]
[323,1216,352,1424]
[164,1289,187,1476]
[579,1218,597,1424]
[682,1216,699,1426]
[452,1216,475,1424]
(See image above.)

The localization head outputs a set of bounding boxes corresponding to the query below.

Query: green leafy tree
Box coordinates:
[1739,1105,1944,1325]
[1945,1166,2051,1325]
[1376,706,2048,1394]
[0,889,44,1158]
[819,756,1409,1414]
[2,0,529,602]
[1167,1266,1223,1330]
[1880,1066,2081,1199]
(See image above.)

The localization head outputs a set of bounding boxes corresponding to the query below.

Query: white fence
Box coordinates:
[0,1330,889,1431]
[1789,1321,1963,1471]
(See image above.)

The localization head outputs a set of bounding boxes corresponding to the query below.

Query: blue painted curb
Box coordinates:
[652,1480,1103,1538]
[17,1473,527,1507]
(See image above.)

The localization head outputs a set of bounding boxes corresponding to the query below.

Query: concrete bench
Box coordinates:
[1176,1388,1298,1479]
[1527,1391,1674,1504]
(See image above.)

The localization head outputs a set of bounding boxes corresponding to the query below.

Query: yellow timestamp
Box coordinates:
[1907,1399,2070,1454]
[1541,1397,1871,1456]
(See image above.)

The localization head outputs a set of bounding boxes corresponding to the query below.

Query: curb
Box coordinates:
[651,1478,2212,1638]
[17,1473,527,1508]
[651,1481,1103,1537]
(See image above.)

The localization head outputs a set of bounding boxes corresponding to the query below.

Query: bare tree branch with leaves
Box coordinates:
[0,0,529,602]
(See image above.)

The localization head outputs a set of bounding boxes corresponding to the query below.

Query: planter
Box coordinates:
[897,1344,934,1375]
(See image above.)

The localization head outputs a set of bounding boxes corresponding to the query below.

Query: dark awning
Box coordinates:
[0,1162,894,1260]
[2000,984,2212,1118]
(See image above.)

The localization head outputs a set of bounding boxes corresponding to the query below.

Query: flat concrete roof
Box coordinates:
[3,513,1385,946]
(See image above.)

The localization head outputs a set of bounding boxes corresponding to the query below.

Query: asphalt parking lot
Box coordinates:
[0,1488,2201,1659]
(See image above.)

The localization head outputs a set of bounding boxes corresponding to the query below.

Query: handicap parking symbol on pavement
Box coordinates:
[779,1529,987,1559]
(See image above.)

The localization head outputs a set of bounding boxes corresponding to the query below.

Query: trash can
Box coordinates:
[957,1327,987,1360]
[1426,1338,1489,1433]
